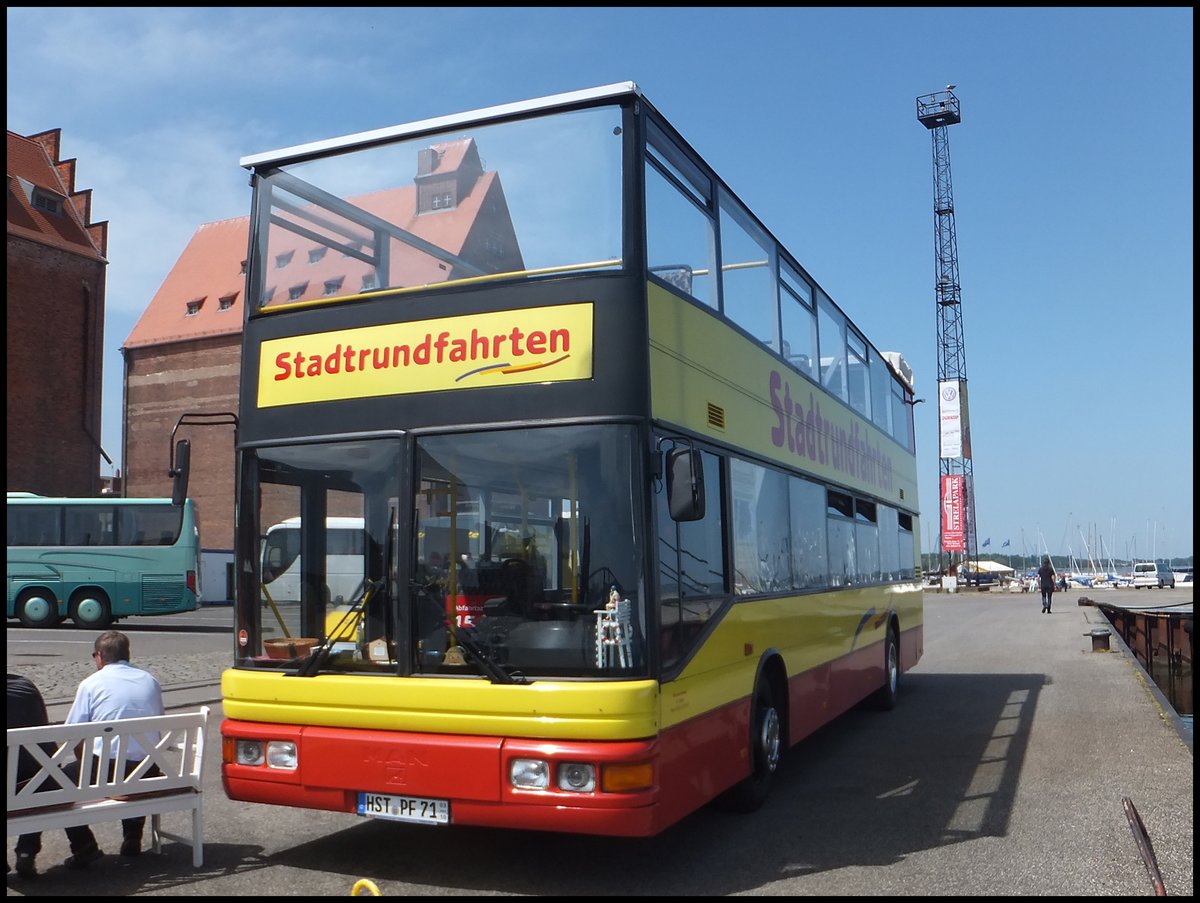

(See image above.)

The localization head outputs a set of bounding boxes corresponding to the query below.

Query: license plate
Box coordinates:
[357,792,449,824]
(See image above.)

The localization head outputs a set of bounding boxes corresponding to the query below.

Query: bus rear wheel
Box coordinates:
[70,590,113,630]
[17,589,61,628]
[867,624,900,711]
[717,677,782,813]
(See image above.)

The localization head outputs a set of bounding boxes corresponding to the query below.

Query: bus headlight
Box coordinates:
[556,762,596,793]
[509,758,550,790]
[235,740,264,766]
[265,740,298,769]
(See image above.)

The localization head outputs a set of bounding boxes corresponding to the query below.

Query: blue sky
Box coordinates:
[7,7,1193,560]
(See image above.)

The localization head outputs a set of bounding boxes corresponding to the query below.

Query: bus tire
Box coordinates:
[867,624,900,711]
[17,589,61,628]
[717,676,782,813]
[70,590,113,630]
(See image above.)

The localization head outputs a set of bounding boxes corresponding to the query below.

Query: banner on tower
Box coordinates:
[938,380,972,460]
[941,474,966,551]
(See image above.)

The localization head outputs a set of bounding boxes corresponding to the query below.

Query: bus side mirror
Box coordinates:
[666,446,705,522]
[170,439,191,507]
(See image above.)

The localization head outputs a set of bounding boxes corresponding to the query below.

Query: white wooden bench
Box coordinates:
[6,706,208,867]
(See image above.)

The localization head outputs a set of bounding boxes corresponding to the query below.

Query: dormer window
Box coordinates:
[431,192,454,210]
[218,293,237,311]
[323,276,345,296]
[308,247,327,264]
[275,250,294,269]
[288,283,309,302]
[361,272,379,291]
[185,298,205,317]
[261,287,276,305]
[32,189,63,215]
[239,260,248,275]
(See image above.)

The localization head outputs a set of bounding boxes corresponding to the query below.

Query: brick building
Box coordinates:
[122,216,245,596]
[7,129,109,496]
[122,138,516,600]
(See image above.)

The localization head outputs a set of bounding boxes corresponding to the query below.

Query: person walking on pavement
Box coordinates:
[7,673,53,879]
[1038,555,1057,614]
[61,630,166,869]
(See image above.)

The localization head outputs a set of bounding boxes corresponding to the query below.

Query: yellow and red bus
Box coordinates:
[221,82,923,836]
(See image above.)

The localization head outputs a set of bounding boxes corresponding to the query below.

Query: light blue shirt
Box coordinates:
[65,660,165,760]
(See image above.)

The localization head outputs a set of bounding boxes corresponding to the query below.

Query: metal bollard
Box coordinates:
[1090,627,1111,652]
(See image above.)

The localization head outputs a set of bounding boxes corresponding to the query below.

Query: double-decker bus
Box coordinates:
[221,82,923,837]
[6,493,201,629]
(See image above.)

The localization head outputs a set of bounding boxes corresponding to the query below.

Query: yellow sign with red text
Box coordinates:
[257,303,593,408]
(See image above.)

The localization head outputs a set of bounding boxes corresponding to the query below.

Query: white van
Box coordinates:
[260,517,365,603]
[1131,561,1175,589]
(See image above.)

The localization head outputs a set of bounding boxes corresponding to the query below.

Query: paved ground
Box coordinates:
[7,590,1194,896]
[13,652,226,718]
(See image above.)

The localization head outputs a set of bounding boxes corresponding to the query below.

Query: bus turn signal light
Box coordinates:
[601,762,653,793]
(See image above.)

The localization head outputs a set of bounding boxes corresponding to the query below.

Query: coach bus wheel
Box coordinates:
[70,590,113,630]
[717,677,782,813]
[867,624,900,711]
[17,589,61,628]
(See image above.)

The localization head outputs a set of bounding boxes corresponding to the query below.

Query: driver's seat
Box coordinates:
[500,557,541,616]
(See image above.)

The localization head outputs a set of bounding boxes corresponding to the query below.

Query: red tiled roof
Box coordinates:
[7,130,105,260]
[429,138,470,173]
[123,215,250,349]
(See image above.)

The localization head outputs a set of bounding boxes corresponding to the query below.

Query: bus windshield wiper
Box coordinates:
[447,616,527,685]
[293,578,383,677]
[411,579,526,684]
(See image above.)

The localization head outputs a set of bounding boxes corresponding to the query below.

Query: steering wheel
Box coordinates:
[501,557,529,576]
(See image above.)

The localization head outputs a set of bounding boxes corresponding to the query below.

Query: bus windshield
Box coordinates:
[244,424,644,679]
[248,104,624,313]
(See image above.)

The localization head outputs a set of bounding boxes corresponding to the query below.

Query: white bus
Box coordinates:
[260,517,365,604]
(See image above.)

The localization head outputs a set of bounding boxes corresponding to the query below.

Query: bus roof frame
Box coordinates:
[240,81,643,171]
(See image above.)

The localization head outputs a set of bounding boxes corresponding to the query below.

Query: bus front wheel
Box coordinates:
[70,590,113,630]
[17,589,61,628]
[716,676,782,813]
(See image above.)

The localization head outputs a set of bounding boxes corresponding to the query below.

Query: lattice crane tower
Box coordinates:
[916,86,978,581]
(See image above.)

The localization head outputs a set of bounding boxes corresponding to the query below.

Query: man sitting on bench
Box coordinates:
[60,630,166,869]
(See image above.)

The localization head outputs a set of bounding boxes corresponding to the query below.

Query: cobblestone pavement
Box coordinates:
[16,652,228,711]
